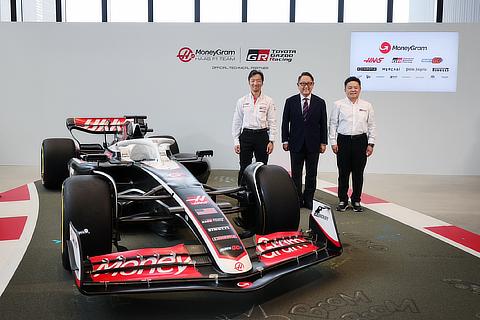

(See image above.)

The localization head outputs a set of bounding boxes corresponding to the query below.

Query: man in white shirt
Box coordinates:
[232,70,277,185]
[329,76,376,212]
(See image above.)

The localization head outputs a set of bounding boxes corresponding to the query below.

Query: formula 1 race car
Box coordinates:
[41,116,342,295]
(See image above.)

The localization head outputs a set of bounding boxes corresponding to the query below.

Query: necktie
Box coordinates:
[303,98,309,121]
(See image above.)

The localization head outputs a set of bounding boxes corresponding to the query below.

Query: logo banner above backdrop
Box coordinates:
[350,32,458,92]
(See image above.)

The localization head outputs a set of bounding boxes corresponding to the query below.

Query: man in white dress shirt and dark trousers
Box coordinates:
[329,76,376,212]
[282,72,328,210]
[232,70,277,185]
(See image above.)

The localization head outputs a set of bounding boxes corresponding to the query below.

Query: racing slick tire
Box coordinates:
[41,138,76,190]
[241,163,300,235]
[61,175,113,270]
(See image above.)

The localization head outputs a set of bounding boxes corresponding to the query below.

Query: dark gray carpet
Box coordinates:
[0,170,479,320]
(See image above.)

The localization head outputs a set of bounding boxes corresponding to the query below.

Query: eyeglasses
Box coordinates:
[298,82,314,87]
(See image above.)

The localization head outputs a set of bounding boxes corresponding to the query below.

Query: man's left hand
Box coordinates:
[266,141,274,154]
[366,145,374,157]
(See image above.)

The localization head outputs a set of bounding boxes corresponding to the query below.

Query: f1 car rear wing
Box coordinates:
[66,116,151,137]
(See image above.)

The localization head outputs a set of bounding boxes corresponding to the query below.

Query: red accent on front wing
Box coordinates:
[255,232,319,267]
[88,245,203,283]
[315,224,341,248]
[89,244,189,263]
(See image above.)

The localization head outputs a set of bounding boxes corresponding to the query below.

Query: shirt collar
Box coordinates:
[301,94,312,102]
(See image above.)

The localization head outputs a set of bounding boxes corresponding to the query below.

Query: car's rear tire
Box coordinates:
[41,138,76,190]
[241,164,300,234]
[62,175,113,270]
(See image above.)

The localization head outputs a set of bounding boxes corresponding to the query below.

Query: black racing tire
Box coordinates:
[61,175,113,270]
[242,164,300,234]
[41,138,76,190]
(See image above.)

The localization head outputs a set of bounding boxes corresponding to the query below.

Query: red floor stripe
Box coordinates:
[0,185,30,202]
[324,187,389,204]
[425,226,480,253]
[0,216,28,241]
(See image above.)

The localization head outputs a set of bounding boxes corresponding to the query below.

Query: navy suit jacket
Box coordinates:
[281,93,328,153]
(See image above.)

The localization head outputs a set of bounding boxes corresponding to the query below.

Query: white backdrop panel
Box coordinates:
[0,23,479,175]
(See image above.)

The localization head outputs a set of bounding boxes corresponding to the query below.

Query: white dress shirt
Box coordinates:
[329,97,376,146]
[232,92,277,145]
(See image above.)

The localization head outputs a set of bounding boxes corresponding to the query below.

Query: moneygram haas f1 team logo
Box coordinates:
[379,41,392,54]
[177,47,195,62]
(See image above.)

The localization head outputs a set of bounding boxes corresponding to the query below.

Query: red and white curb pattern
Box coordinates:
[0,184,39,296]
[317,179,480,258]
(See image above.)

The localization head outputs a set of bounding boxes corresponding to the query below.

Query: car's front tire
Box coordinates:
[61,175,113,270]
[241,164,300,235]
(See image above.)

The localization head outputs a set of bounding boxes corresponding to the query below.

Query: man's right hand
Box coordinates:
[234,145,241,154]
[331,145,338,154]
[282,143,289,151]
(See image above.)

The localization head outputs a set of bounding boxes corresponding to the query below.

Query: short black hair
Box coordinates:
[248,70,264,82]
[344,76,361,88]
[297,71,314,83]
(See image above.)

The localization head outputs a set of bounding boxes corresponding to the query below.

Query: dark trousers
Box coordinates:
[290,144,320,207]
[238,129,269,185]
[336,133,368,203]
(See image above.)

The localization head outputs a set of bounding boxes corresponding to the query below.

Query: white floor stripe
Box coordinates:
[0,183,39,296]
[317,178,479,258]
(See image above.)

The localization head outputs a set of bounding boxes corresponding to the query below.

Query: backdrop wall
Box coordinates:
[1,23,479,175]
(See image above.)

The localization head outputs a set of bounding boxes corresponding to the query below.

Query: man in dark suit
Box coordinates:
[282,72,328,210]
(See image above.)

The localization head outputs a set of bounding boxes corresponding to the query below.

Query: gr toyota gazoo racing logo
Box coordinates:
[246,48,297,63]
[177,47,236,62]
[379,41,428,54]
[177,47,195,62]
[392,57,414,63]
[246,49,270,61]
